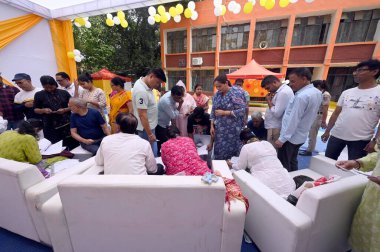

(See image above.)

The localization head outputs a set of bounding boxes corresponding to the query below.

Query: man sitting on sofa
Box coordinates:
[95,112,164,175]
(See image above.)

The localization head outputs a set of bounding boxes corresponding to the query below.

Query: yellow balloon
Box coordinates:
[279,0,289,7]
[169,7,177,17]
[121,20,128,28]
[117,10,125,19]
[176,4,184,14]
[264,0,275,10]
[184,8,192,19]
[161,14,168,23]
[154,14,161,23]
[254,88,259,94]
[75,18,85,26]
[106,18,114,26]
[157,5,166,15]
[221,5,227,15]
[243,2,253,13]
[260,0,267,6]
[67,52,75,59]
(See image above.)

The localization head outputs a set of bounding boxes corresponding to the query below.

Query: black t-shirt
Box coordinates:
[187,113,211,135]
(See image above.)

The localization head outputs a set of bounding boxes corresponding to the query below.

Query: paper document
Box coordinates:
[38,138,52,152]
[41,140,65,155]
[197,145,208,156]
[51,159,80,174]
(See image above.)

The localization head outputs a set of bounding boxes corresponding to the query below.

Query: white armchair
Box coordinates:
[233,155,368,252]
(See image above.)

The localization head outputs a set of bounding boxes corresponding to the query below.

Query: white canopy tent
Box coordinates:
[0,0,179,20]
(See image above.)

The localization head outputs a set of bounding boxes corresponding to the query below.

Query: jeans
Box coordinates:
[278,141,303,172]
[80,141,101,156]
[147,164,165,175]
[137,129,158,157]
[155,125,169,157]
[7,120,23,130]
[325,135,369,160]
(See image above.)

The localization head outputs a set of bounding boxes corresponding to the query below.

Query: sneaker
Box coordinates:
[299,150,312,156]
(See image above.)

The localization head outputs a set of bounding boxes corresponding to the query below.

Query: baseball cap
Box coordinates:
[12,73,31,81]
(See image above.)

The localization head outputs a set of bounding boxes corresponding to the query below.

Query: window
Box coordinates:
[336,9,380,43]
[221,23,250,50]
[326,67,356,101]
[167,71,186,90]
[192,27,217,52]
[218,68,239,76]
[191,70,215,92]
[292,15,331,46]
[254,20,288,48]
[167,30,187,54]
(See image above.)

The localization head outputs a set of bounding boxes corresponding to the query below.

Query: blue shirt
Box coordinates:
[279,84,322,145]
[157,91,179,127]
[70,108,106,140]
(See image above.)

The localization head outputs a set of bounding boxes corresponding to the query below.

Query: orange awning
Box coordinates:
[226,59,284,80]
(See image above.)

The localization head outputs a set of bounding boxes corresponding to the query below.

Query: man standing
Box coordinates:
[261,75,294,147]
[0,73,24,129]
[234,78,250,124]
[275,68,322,171]
[56,72,83,97]
[321,59,380,160]
[156,85,184,155]
[12,73,41,119]
[132,68,166,156]
[69,98,110,155]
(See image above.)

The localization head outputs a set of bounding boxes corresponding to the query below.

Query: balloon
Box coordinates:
[74,22,81,27]
[213,0,222,6]
[157,5,165,15]
[279,0,289,7]
[174,15,181,23]
[184,8,192,18]
[161,14,168,23]
[233,3,241,14]
[165,12,171,21]
[74,55,82,62]
[106,18,114,26]
[73,49,81,56]
[305,0,314,3]
[121,20,128,28]
[243,2,253,13]
[228,1,236,11]
[191,10,198,20]
[221,5,227,15]
[248,0,256,4]
[67,52,75,59]
[188,1,196,10]
[117,10,125,20]
[106,13,112,19]
[154,14,161,22]
[214,6,222,16]
[148,16,155,25]
[260,0,267,6]
[113,16,121,25]
[176,4,184,14]
[78,18,86,26]
[85,21,91,28]
[148,6,156,16]
[83,17,89,21]
[264,0,275,10]
[169,7,177,17]
[289,0,298,2]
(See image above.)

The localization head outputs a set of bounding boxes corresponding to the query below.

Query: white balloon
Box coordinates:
[289,0,298,3]
[228,1,236,11]
[165,12,171,21]
[148,16,155,25]
[174,15,181,23]
[233,3,241,14]
[85,21,91,28]
[74,55,82,62]
[214,5,222,16]
[188,1,196,10]
[213,0,222,6]
[305,0,314,2]
[74,22,81,27]
[106,13,112,19]
[80,55,85,60]
[113,16,121,25]
[191,11,198,20]
[73,49,81,56]
[148,6,156,16]
[83,17,89,21]
[248,0,256,4]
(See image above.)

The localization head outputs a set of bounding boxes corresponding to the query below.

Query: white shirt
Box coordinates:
[14,87,41,104]
[331,85,380,141]
[232,141,296,197]
[58,83,83,97]
[95,133,157,175]
[132,78,158,131]
[264,84,294,129]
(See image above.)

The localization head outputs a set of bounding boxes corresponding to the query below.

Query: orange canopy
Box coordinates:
[226,59,284,80]
[91,68,131,82]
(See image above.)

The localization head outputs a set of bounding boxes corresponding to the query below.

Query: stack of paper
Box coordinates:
[38,139,65,155]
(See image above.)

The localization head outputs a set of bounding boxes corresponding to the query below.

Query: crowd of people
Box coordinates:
[0,59,379,252]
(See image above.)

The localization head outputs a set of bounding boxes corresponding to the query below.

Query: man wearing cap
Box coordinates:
[13,73,41,119]
[56,72,83,97]
[0,73,24,129]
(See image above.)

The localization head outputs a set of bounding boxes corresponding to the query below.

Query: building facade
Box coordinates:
[160,0,380,101]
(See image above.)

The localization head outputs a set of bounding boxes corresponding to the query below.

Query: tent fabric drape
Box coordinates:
[0,14,43,50]
[49,20,77,80]
[227,59,284,80]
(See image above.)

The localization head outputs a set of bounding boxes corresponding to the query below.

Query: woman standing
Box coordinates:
[175,81,196,136]
[192,84,209,111]
[34,76,75,149]
[210,75,246,160]
[109,77,132,133]
[75,73,107,117]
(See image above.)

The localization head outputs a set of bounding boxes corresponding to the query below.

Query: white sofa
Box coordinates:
[233,155,368,252]
[42,161,246,252]
[0,157,96,245]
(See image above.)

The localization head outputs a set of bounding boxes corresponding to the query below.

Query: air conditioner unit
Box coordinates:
[192,57,203,66]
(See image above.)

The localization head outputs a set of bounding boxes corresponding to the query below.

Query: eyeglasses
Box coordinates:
[353,68,370,73]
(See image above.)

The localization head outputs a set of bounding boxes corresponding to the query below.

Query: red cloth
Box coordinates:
[161,137,210,176]
[218,173,249,212]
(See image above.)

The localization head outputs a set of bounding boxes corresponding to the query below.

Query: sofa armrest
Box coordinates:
[233,170,312,252]
[82,165,103,175]
[309,155,354,178]
[221,199,246,252]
